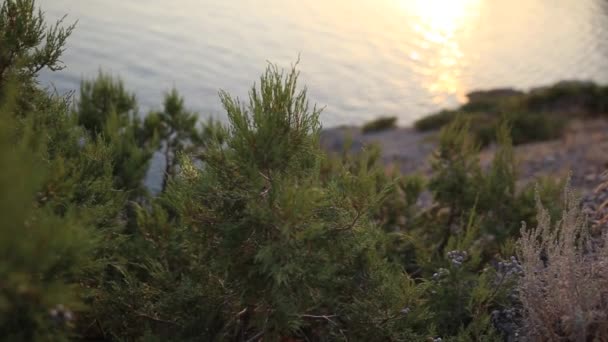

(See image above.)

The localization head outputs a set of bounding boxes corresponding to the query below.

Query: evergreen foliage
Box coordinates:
[1,1,597,340]
[412,81,608,146]
[0,91,95,341]
[147,88,200,190]
[76,71,156,198]
[158,64,425,340]
[0,0,74,90]
[361,116,398,133]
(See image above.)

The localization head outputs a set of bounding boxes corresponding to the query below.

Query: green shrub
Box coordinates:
[76,72,157,198]
[415,110,566,147]
[168,64,425,340]
[0,0,74,91]
[361,116,398,133]
[413,81,607,146]
[473,111,566,147]
[461,88,522,113]
[429,117,482,222]
[0,2,144,339]
[91,65,428,341]
[0,91,100,341]
[508,111,566,145]
[3,1,597,340]
[414,110,457,131]
[386,117,571,340]
[525,81,605,114]
[147,88,201,191]
[321,141,425,234]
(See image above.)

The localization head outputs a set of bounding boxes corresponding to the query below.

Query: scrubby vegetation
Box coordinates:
[517,183,608,340]
[2,1,608,341]
[414,82,608,146]
[361,116,398,133]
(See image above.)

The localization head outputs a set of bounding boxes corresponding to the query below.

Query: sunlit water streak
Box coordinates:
[39,0,608,127]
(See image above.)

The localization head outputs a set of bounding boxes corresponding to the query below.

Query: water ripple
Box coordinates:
[39,0,608,127]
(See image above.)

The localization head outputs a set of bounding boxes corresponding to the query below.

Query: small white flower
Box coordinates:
[49,304,74,325]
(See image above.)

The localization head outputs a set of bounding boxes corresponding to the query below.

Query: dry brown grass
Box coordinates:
[517,182,608,341]
[593,173,608,229]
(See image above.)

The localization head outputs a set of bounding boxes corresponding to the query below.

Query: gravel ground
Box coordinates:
[321,119,608,195]
[320,126,436,174]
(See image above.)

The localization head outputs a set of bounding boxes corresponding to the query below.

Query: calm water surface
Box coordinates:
[39,0,608,126]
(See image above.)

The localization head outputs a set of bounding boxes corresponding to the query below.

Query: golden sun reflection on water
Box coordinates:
[403,0,481,104]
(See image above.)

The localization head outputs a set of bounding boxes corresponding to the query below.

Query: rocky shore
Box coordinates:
[583,172,608,234]
[321,118,608,195]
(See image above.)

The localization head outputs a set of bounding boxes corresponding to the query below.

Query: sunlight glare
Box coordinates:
[400,0,481,104]
[412,0,479,39]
